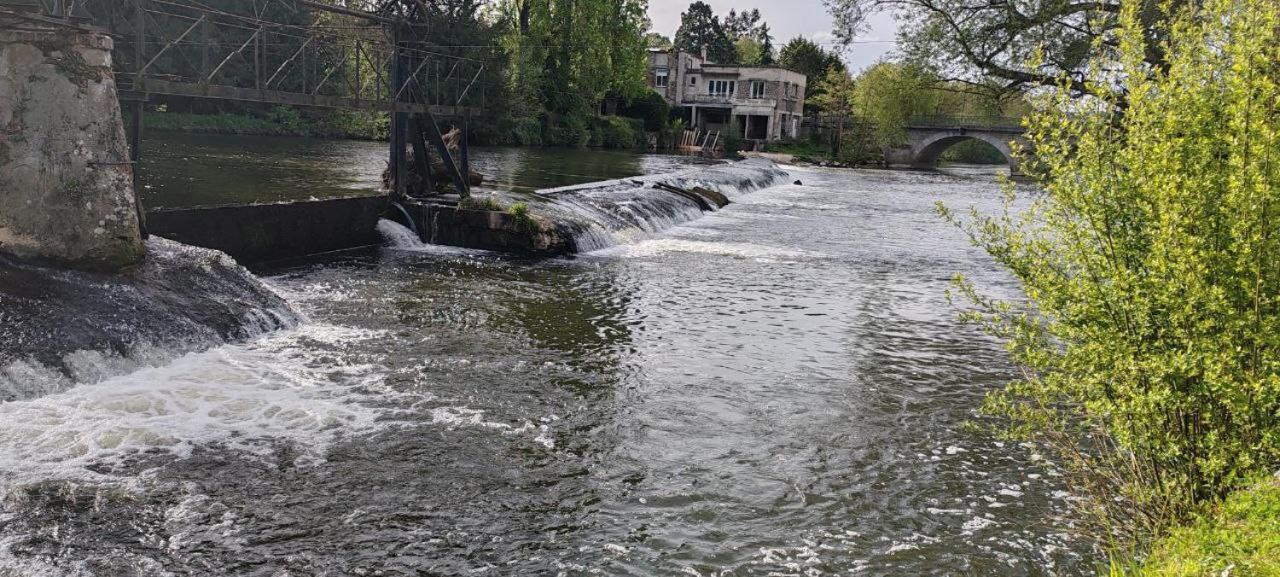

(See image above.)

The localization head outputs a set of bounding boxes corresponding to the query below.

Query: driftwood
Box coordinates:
[653,182,714,211]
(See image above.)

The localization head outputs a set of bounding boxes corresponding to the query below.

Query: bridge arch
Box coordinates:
[910,130,1019,173]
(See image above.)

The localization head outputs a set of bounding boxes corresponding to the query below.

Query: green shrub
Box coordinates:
[1118,477,1280,576]
[941,0,1280,540]
[507,201,539,231]
[618,90,671,132]
[545,114,590,148]
[509,116,544,146]
[592,116,642,149]
[458,195,503,211]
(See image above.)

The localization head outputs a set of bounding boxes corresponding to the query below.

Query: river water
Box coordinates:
[0,135,1095,575]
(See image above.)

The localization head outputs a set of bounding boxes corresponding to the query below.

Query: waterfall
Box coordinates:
[535,158,790,252]
[377,218,431,250]
[0,238,300,402]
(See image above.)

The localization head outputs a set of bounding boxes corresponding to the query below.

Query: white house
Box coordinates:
[647,47,807,142]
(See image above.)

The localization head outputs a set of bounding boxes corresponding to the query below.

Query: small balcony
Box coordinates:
[681,94,777,109]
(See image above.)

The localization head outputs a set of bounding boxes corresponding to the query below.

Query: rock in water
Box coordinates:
[0,238,300,401]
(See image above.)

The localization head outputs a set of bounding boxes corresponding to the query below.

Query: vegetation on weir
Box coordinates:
[938,0,1280,565]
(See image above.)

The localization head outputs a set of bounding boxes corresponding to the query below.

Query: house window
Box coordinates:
[654,68,669,87]
[708,80,735,96]
[689,76,697,86]
[750,80,766,99]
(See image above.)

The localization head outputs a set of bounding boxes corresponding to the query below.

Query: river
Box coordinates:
[0,134,1094,575]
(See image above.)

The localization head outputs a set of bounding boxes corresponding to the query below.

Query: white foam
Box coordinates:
[0,324,394,488]
[376,219,490,256]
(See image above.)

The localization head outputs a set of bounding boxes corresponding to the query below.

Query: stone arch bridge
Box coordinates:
[888,116,1029,175]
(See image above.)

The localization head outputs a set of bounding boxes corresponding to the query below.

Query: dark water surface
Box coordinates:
[137,132,716,208]
[0,139,1095,575]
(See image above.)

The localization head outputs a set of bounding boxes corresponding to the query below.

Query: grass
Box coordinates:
[457,196,503,211]
[765,138,832,161]
[1117,477,1280,576]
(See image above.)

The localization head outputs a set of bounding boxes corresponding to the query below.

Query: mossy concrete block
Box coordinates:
[0,25,143,271]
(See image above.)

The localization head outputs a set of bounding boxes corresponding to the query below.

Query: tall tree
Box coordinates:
[778,37,846,108]
[722,8,761,38]
[824,0,1186,96]
[756,23,775,65]
[673,1,736,63]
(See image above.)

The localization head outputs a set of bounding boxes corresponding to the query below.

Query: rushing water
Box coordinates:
[0,136,1098,575]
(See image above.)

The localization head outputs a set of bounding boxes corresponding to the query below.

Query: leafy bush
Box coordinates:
[507,201,539,232]
[590,116,642,149]
[941,0,1280,538]
[545,114,590,148]
[618,90,671,132]
[509,116,544,146]
[1119,477,1280,576]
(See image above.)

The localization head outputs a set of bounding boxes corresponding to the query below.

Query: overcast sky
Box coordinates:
[645,0,900,73]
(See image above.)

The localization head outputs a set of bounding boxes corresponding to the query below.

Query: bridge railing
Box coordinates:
[906,115,1025,130]
[70,0,486,115]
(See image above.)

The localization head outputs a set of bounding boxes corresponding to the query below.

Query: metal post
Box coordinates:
[200,17,209,83]
[354,40,362,99]
[389,25,406,200]
[255,30,262,90]
[460,112,470,196]
[133,0,144,90]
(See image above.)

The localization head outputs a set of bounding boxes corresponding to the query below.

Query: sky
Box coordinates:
[645,0,900,73]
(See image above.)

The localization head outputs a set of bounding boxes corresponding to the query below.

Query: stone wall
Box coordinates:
[0,23,144,271]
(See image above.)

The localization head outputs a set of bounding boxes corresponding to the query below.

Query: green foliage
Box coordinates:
[941,0,1280,539]
[673,1,736,63]
[590,116,643,149]
[1118,477,1280,576]
[496,0,649,122]
[139,107,385,140]
[645,32,673,49]
[939,139,1007,165]
[508,201,540,232]
[826,0,1185,99]
[811,67,857,117]
[778,37,847,111]
[850,62,939,147]
[545,114,591,148]
[618,90,671,132]
[458,195,504,211]
[509,116,545,146]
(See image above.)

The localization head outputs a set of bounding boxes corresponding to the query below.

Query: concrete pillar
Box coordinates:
[0,23,144,271]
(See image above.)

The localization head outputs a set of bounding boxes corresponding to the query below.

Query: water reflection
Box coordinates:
[138,132,715,208]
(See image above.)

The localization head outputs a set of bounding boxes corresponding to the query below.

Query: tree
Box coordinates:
[645,32,673,49]
[941,0,1280,537]
[824,0,1189,96]
[674,1,736,63]
[778,37,847,107]
[756,23,775,65]
[497,0,649,127]
[850,61,939,146]
[723,8,761,38]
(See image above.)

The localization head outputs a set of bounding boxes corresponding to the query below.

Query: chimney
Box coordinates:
[701,45,708,61]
